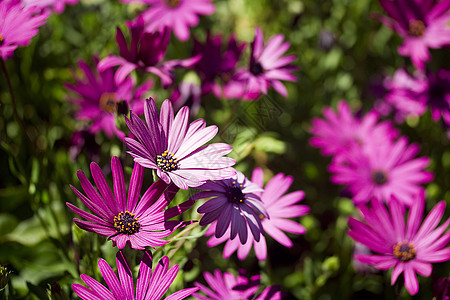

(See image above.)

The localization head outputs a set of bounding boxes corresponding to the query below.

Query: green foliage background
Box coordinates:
[0,0,449,299]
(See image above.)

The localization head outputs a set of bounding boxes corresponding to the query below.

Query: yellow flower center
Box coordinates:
[409,19,425,37]
[165,0,181,8]
[156,150,180,172]
[113,211,140,235]
[393,241,416,261]
[99,93,117,113]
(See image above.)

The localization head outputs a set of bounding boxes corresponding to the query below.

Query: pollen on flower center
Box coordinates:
[409,19,425,37]
[0,34,3,44]
[250,61,264,76]
[113,211,140,235]
[156,150,179,172]
[393,241,416,261]
[99,93,118,113]
[371,170,389,186]
[165,0,181,8]
[226,181,245,203]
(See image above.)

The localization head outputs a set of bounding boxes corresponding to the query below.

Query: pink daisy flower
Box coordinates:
[193,171,267,244]
[194,270,282,300]
[329,136,433,206]
[310,101,398,157]
[0,0,49,59]
[236,27,297,100]
[98,16,200,87]
[377,0,450,69]
[73,251,199,300]
[348,193,450,295]
[120,0,215,41]
[66,56,152,140]
[67,156,194,250]
[205,168,309,261]
[124,98,236,190]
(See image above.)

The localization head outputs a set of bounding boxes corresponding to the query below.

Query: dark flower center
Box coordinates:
[113,211,140,235]
[393,241,416,261]
[165,0,181,8]
[156,150,179,172]
[250,62,264,76]
[221,72,232,83]
[409,19,425,37]
[116,100,129,116]
[371,170,389,186]
[226,181,245,203]
[99,93,117,113]
[0,34,3,45]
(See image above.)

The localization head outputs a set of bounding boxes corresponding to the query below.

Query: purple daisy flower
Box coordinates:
[329,136,433,206]
[310,101,398,157]
[98,16,200,87]
[67,156,194,249]
[124,98,236,190]
[192,33,247,99]
[377,0,450,69]
[66,56,152,140]
[194,270,282,300]
[192,171,267,244]
[348,193,450,295]
[0,0,49,59]
[205,168,309,261]
[421,69,450,127]
[22,0,80,13]
[236,27,297,100]
[120,0,215,42]
[73,251,199,300]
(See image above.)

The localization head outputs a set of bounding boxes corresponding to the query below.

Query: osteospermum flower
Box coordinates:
[120,0,215,41]
[22,0,80,13]
[67,156,194,249]
[193,171,267,244]
[377,0,450,69]
[348,193,450,295]
[329,136,433,206]
[73,251,199,300]
[194,270,282,300]
[236,27,297,100]
[124,98,236,190]
[192,33,246,99]
[205,168,309,260]
[0,0,49,59]
[310,101,398,156]
[66,57,152,140]
[98,16,200,87]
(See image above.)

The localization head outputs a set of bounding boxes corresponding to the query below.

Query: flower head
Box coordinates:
[67,156,194,249]
[237,27,297,100]
[205,168,309,260]
[348,193,450,295]
[310,101,398,156]
[193,171,267,244]
[120,0,215,41]
[125,98,236,190]
[377,0,450,69]
[98,16,200,87]
[0,0,49,59]
[193,33,246,99]
[66,56,152,139]
[329,136,433,206]
[194,270,282,300]
[73,251,199,300]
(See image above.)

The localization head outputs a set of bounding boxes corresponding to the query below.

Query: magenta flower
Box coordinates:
[193,171,267,244]
[377,0,450,69]
[22,0,80,13]
[67,156,194,249]
[0,0,49,59]
[120,0,215,41]
[348,194,450,295]
[236,27,297,100]
[310,101,398,157]
[421,69,450,126]
[192,33,246,99]
[205,168,309,261]
[329,136,433,206]
[124,98,236,190]
[194,270,282,300]
[98,17,200,87]
[66,56,152,140]
[73,251,199,300]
